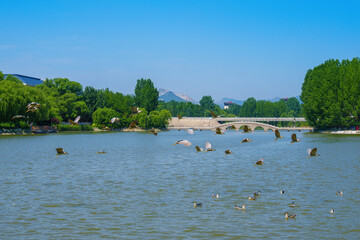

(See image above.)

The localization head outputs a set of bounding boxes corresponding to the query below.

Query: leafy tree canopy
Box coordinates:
[134,78,159,112]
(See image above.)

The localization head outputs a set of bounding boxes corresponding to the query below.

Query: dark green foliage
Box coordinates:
[301,58,360,129]
[200,96,215,110]
[134,78,159,112]
[132,109,172,129]
[92,107,121,126]
[239,97,257,117]
[0,72,168,130]
[0,80,51,123]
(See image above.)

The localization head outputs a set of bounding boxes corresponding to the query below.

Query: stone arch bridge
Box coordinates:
[213,122,278,132]
[168,117,313,131]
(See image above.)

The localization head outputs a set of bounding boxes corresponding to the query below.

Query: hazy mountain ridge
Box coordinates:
[159,88,300,106]
[158,88,196,103]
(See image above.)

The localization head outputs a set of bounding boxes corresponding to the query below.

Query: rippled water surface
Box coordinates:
[1,130,359,239]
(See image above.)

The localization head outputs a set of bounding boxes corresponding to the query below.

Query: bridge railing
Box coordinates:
[173,117,306,122]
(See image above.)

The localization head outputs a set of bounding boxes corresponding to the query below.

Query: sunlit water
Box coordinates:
[0,130,359,239]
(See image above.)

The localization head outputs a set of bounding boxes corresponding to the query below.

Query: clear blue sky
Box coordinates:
[1,0,359,101]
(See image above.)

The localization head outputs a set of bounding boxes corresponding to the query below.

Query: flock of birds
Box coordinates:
[54,122,342,219]
[24,105,339,219]
[171,125,343,220]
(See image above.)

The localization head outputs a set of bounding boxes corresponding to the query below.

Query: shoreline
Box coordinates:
[0,127,166,136]
[2,128,360,136]
[322,130,360,135]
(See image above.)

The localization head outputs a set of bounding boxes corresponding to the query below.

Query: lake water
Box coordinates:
[0,130,359,239]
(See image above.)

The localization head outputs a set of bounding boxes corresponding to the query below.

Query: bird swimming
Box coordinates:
[291,133,300,144]
[284,212,296,219]
[96,151,106,154]
[289,202,296,208]
[280,190,285,194]
[204,141,215,152]
[274,129,284,141]
[241,138,252,144]
[330,209,335,214]
[234,204,246,210]
[56,148,68,158]
[212,194,219,198]
[255,158,264,166]
[187,128,194,135]
[193,201,202,208]
[173,140,192,147]
[336,191,343,196]
[253,191,261,197]
[248,196,256,201]
[224,150,233,155]
[307,148,320,158]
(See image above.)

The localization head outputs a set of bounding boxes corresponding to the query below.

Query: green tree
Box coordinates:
[134,78,159,112]
[92,107,120,126]
[199,96,215,111]
[239,97,256,117]
[301,58,360,129]
[286,97,301,116]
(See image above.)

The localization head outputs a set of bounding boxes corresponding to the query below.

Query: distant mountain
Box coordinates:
[159,91,186,102]
[158,88,196,103]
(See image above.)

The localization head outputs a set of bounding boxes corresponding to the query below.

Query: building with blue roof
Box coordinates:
[3,74,43,86]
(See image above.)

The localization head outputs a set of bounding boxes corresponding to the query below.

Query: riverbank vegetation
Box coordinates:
[301,57,360,130]
[0,74,172,130]
[4,57,357,132]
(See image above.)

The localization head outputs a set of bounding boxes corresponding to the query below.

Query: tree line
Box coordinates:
[3,56,356,131]
[158,96,303,119]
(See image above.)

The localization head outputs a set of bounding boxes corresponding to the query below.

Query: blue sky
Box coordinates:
[1,0,359,101]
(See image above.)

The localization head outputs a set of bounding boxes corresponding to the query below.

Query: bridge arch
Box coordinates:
[212,122,279,132]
